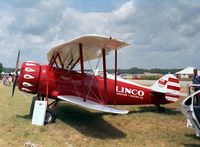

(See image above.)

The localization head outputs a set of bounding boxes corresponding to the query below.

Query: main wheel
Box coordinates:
[44,108,56,124]
[29,96,38,117]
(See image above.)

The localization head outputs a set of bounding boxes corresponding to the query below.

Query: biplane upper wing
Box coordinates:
[57,95,129,114]
[47,34,129,69]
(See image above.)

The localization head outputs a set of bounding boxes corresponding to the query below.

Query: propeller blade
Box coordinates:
[15,50,20,73]
[12,75,18,97]
[12,50,20,97]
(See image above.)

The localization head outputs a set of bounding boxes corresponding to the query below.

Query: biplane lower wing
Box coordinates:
[57,95,129,114]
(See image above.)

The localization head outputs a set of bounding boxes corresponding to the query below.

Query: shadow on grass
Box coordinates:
[128,106,181,115]
[16,114,31,120]
[183,144,200,147]
[184,134,200,141]
[54,104,127,139]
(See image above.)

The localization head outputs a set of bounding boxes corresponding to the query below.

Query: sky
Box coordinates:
[0,0,200,69]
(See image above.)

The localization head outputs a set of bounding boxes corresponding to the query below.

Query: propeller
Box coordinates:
[12,50,20,97]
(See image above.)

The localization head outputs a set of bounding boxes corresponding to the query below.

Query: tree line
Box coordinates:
[107,67,182,74]
[0,62,182,75]
[0,63,15,74]
[0,62,2,74]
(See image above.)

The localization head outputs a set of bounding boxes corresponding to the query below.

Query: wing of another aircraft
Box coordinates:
[47,34,129,69]
[57,95,129,114]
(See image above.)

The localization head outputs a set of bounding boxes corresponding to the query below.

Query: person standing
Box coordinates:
[193,69,200,105]
[3,76,6,86]
[193,69,200,91]
[8,75,12,87]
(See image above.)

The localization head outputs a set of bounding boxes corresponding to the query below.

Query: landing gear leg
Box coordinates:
[44,100,59,124]
[45,108,56,124]
[156,105,165,112]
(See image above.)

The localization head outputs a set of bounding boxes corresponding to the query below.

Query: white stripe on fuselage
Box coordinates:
[97,73,151,89]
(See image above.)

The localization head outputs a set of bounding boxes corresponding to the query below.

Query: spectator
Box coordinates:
[7,75,12,87]
[193,69,200,105]
[3,76,6,86]
[193,69,200,91]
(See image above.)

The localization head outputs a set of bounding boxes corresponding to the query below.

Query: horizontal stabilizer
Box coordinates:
[57,95,129,114]
[180,93,188,97]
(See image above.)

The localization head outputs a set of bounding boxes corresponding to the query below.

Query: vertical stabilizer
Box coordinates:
[151,74,181,102]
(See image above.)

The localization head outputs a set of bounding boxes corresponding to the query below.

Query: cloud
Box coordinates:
[106,0,200,68]
[7,0,65,35]
[0,0,200,69]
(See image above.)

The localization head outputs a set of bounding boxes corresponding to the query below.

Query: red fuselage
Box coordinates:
[18,61,170,106]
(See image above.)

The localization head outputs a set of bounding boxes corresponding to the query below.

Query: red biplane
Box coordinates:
[12,34,183,123]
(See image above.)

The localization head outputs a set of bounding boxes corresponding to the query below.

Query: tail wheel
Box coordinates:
[158,107,165,112]
[29,96,38,117]
[156,104,165,112]
[45,108,56,124]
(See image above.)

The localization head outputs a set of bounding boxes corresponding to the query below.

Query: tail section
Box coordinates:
[151,74,181,102]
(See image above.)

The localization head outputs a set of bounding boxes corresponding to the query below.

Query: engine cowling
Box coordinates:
[18,61,41,94]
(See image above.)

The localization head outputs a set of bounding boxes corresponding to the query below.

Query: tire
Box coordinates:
[29,96,38,117]
[44,108,56,124]
[158,107,165,112]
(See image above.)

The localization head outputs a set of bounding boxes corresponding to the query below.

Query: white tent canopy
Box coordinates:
[176,67,200,75]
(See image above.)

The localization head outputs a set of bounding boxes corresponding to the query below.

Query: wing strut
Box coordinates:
[49,51,64,69]
[102,48,107,104]
[79,43,86,102]
[114,49,117,106]
[69,57,80,71]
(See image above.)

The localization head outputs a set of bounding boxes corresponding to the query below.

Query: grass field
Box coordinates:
[0,81,200,147]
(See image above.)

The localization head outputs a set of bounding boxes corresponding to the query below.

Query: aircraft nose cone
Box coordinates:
[18,61,41,94]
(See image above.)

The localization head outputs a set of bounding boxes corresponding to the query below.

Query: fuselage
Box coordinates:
[18,61,170,106]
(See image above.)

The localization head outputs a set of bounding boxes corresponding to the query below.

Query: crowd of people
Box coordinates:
[2,74,14,87]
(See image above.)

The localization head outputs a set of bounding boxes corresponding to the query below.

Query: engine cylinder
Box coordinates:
[18,61,41,94]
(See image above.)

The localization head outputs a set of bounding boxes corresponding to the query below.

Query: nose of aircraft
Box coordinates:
[18,61,41,94]
[12,50,41,97]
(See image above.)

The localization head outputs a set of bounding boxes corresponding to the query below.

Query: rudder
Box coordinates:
[151,74,181,102]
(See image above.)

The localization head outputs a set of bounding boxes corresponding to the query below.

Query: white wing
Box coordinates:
[57,95,129,114]
[47,34,129,69]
